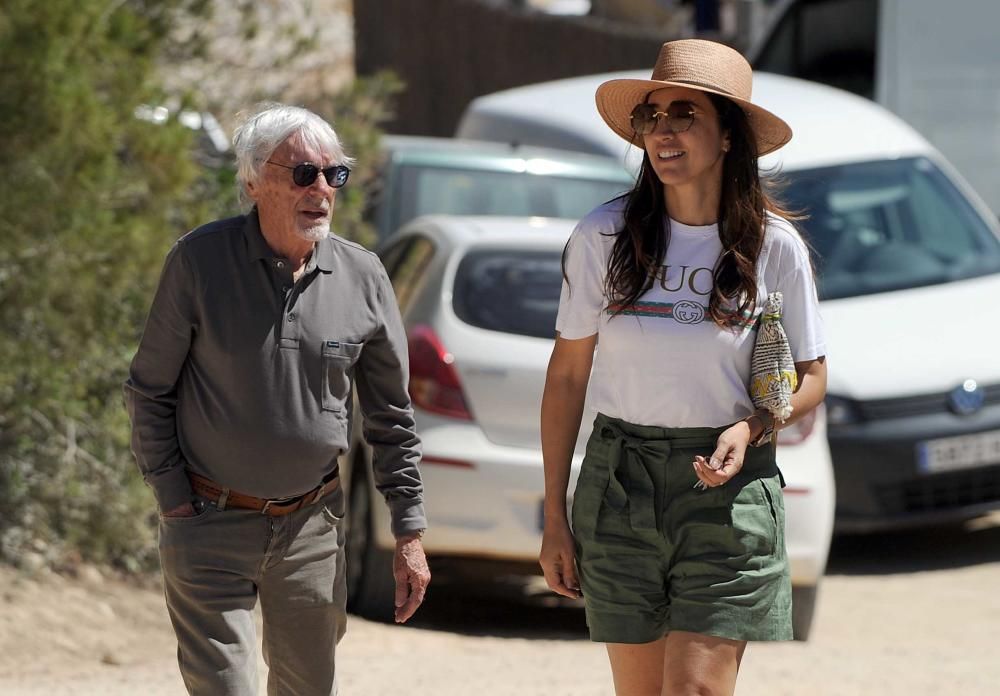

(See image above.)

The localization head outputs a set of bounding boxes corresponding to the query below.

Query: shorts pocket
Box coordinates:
[321,340,363,413]
[727,477,780,557]
[758,475,784,552]
[571,455,609,539]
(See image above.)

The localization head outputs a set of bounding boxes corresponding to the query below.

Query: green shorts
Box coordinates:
[571,413,792,644]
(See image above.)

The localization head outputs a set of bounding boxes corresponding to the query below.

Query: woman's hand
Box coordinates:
[692,420,752,489]
[539,518,582,599]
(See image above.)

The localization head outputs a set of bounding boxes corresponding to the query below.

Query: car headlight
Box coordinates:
[824,394,861,426]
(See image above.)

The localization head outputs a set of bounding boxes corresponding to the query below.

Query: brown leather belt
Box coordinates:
[188,472,340,516]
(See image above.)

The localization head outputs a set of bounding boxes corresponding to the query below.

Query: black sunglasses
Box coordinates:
[630,101,696,136]
[266,161,351,188]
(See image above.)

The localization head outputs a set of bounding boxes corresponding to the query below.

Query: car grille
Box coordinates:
[857,383,1000,420]
[875,465,1000,515]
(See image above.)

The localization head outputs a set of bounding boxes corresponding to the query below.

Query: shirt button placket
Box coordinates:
[274,259,299,345]
[284,305,300,341]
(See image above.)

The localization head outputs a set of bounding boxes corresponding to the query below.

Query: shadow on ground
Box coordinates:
[371,514,1000,636]
[402,581,589,639]
[827,512,1000,575]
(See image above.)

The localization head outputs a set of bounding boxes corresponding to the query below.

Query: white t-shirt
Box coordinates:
[556,199,826,428]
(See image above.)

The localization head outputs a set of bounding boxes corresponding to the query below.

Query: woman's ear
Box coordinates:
[722,130,732,153]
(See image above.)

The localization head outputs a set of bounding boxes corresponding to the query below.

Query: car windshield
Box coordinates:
[783,157,1000,300]
[453,249,564,339]
[397,164,628,228]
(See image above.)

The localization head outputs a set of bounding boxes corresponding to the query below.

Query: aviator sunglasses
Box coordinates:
[266,161,351,188]
[630,101,697,136]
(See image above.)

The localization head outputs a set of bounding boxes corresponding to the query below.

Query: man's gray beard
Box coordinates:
[297,223,330,242]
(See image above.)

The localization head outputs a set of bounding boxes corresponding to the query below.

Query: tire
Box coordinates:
[791,584,819,641]
[344,455,396,622]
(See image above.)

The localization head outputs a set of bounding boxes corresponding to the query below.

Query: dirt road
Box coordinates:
[2,514,998,695]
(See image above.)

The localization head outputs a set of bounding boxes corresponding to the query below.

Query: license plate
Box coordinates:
[916,429,1000,474]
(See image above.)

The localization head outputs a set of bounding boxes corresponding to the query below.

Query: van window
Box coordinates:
[396,165,627,226]
[754,0,877,98]
[786,157,1000,300]
[452,249,563,339]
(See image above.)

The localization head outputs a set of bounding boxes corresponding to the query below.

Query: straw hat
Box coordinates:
[595,39,792,156]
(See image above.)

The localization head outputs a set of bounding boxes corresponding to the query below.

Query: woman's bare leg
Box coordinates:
[661,631,747,696]
[606,637,669,696]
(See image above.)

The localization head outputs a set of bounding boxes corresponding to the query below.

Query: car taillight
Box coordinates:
[407,325,473,420]
[776,406,818,446]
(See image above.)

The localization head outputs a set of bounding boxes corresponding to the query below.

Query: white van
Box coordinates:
[749,0,1000,215]
[456,69,1000,612]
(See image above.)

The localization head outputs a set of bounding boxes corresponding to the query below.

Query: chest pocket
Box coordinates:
[321,340,363,413]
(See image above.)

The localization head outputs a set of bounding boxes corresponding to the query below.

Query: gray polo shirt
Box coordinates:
[124,211,425,536]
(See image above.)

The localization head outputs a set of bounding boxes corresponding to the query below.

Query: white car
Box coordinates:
[344,214,833,641]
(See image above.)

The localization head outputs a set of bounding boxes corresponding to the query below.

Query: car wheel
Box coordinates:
[792,584,819,641]
[344,454,396,622]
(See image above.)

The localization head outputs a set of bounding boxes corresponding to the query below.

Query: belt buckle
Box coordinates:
[261,497,295,515]
[261,493,302,516]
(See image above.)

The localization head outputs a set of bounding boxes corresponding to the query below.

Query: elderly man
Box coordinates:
[124,103,429,695]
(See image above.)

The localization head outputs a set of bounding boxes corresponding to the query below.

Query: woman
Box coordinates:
[539,39,827,696]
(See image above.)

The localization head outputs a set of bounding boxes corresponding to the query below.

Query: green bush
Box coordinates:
[0,1,400,571]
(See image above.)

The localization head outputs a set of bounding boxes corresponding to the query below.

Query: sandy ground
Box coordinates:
[2,514,999,696]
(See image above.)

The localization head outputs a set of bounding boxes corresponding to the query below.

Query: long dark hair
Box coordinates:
[605,93,796,327]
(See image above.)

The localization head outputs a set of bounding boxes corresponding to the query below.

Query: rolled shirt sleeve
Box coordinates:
[355,260,427,537]
[122,241,197,511]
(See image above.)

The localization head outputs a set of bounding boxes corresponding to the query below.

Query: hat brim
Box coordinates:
[595,78,792,156]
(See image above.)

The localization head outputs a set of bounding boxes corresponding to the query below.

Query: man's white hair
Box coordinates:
[232,102,356,209]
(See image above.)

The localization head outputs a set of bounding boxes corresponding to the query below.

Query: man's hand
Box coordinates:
[161,501,197,518]
[392,533,430,623]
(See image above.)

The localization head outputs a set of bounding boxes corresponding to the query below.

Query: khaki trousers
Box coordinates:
[158,486,347,696]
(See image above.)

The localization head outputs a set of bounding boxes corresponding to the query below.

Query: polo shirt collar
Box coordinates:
[312,237,335,273]
[242,208,273,263]
[242,208,334,274]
